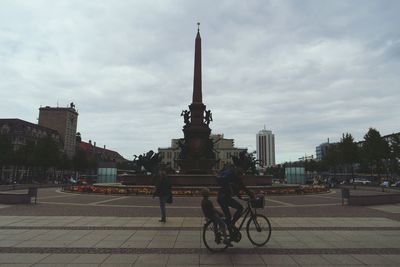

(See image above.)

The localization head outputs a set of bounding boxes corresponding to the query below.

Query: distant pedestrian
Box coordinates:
[153,171,172,222]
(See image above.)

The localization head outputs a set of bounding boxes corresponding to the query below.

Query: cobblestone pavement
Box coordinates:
[0,188,399,266]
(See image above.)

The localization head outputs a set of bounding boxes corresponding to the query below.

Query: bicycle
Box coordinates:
[202,194,272,252]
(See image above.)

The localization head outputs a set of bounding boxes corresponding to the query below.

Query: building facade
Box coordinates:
[256,129,275,167]
[38,104,78,158]
[316,142,331,161]
[158,134,247,171]
[0,119,62,183]
[0,119,61,151]
[78,140,126,164]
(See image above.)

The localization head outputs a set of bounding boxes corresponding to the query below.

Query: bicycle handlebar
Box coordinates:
[238,195,251,201]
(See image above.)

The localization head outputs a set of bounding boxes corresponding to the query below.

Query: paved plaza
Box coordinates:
[0,188,400,266]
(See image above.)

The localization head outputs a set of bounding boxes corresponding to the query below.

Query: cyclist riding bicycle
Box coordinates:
[216,164,254,235]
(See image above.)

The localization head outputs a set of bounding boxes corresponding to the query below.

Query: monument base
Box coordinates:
[175,159,216,174]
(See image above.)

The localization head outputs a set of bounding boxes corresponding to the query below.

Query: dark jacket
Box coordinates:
[153,178,171,198]
[217,168,253,198]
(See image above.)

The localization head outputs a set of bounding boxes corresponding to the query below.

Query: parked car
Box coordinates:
[353,179,372,185]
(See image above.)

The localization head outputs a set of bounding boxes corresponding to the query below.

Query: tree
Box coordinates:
[0,134,13,183]
[363,128,388,182]
[304,159,318,173]
[339,133,359,182]
[231,151,260,175]
[73,149,89,173]
[323,145,340,180]
[389,134,400,177]
[73,147,98,178]
[9,139,36,183]
[57,153,72,183]
[265,165,285,180]
[33,137,61,182]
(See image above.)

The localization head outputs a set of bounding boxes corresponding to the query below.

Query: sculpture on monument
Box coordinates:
[176,23,217,174]
[181,110,191,125]
[133,150,162,175]
[204,110,212,125]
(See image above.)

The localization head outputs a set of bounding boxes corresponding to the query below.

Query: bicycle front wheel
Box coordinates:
[246,214,272,246]
[202,220,229,252]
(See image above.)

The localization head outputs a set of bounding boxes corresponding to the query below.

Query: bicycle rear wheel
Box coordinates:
[246,214,272,246]
[202,220,229,252]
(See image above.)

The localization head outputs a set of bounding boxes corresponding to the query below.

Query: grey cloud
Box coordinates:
[1,0,399,163]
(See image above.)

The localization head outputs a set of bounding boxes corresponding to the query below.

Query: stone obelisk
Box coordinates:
[177,24,216,174]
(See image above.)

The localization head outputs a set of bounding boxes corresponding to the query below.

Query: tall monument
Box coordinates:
[177,24,216,174]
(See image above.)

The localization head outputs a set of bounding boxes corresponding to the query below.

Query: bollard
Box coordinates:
[341,188,350,206]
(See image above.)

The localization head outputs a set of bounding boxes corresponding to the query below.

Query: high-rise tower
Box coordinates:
[256,129,275,167]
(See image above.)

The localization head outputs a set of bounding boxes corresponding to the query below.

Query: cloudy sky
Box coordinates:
[1,0,399,163]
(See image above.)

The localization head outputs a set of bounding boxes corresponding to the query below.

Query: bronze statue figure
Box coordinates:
[204,110,212,125]
[181,110,191,125]
[177,139,186,159]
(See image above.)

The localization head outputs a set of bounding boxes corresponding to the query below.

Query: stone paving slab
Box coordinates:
[0,216,399,252]
[7,229,396,249]
[0,194,400,267]
[0,253,400,266]
[1,216,399,228]
[370,204,400,214]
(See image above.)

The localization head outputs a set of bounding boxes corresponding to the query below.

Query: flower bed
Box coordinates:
[62,184,329,196]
